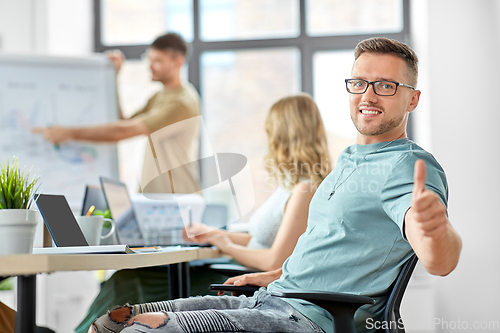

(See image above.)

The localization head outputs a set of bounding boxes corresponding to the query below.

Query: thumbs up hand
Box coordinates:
[408,159,448,238]
[405,160,462,276]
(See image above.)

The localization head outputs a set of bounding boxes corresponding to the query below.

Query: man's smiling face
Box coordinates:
[349,53,420,144]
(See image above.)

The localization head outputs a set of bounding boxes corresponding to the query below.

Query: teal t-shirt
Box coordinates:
[267,139,448,333]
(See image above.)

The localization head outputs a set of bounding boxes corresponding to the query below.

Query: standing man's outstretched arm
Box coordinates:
[32,119,149,144]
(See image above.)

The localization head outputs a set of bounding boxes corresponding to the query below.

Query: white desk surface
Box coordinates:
[0,247,220,276]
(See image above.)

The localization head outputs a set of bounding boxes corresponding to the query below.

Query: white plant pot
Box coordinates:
[0,209,38,255]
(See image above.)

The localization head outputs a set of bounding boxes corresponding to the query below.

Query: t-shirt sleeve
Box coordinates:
[130,94,157,119]
[133,100,192,134]
[381,151,449,237]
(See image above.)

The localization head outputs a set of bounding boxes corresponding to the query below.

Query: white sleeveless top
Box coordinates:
[246,176,312,249]
[246,185,292,249]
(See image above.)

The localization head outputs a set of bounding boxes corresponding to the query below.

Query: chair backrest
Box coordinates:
[381,254,419,333]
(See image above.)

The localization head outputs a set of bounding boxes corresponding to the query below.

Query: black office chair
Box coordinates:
[207,263,258,276]
[210,254,418,333]
[381,254,418,333]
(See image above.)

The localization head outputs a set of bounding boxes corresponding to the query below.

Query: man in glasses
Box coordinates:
[90,37,461,333]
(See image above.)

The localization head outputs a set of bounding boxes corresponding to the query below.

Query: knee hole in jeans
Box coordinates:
[127,312,169,329]
[109,305,133,323]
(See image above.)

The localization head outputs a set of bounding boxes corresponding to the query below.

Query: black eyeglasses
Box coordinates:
[345,79,415,96]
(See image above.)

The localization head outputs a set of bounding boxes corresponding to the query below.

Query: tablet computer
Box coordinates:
[36,194,88,247]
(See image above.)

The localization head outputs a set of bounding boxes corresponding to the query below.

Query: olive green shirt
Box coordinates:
[131,83,201,194]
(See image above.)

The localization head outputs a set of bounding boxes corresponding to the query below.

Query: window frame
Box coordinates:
[93,0,412,137]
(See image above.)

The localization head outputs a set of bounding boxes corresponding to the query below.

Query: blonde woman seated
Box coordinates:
[185,94,331,271]
[87,93,331,333]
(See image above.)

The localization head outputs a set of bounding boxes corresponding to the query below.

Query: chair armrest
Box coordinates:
[208,264,258,276]
[209,284,260,296]
[270,289,375,305]
[270,289,375,333]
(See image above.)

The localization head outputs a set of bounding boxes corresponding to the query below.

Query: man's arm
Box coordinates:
[105,49,126,120]
[405,160,462,276]
[216,269,282,296]
[32,118,150,144]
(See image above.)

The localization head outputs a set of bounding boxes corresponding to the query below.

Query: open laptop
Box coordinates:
[81,184,108,216]
[34,194,133,254]
[99,177,145,247]
[100,177,216,247]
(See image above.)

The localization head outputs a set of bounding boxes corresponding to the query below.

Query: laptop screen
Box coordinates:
[81,185,108,216]
[36,194,88,247]
[100,177,144,245]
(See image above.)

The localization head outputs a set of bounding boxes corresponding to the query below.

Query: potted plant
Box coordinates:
[0,157,40,255]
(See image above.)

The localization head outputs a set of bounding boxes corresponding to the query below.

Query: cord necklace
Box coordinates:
[327,139,404,200]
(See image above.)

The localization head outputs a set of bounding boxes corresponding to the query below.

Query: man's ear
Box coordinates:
[175,54,186,68]
[407,90,421,113]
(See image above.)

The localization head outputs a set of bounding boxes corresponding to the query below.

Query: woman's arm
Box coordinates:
[220,231,252,247]
[185,224,251,246]
[209,182,315,271]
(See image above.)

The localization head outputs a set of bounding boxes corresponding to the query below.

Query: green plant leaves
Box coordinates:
[93,209,111,219]
[0,278,13,291]
[0,157,40,209]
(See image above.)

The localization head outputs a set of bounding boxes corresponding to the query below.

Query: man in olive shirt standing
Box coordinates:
[33,33,201,194]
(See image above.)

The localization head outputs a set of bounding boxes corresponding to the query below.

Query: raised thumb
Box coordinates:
[413,159,427,196]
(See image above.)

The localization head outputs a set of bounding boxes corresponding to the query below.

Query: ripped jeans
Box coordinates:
[91,288,324,333]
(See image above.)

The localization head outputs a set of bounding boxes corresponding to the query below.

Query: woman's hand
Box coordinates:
[183,223,217,243]
[206,234,233,253]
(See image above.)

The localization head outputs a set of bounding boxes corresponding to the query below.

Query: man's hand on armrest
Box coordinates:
[217,268,282,296]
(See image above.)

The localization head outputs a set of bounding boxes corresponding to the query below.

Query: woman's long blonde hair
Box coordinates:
[265,94,331,189]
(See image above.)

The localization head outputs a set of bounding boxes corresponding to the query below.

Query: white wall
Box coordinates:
[0,0,34,53]
[45,0,93,55]
[0,0,92,55]
[412,1,500,332]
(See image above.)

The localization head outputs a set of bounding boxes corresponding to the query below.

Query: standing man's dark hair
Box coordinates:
[151,33,189,58]
[354,37,419,87]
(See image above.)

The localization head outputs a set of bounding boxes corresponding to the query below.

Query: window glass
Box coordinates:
[313,50,357,165]
[101,0,193,46]
[201,48,300,220]
[306,0,403,36]
[200,0,299,41]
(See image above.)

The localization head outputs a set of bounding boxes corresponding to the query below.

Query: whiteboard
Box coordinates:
[0,54,119,209]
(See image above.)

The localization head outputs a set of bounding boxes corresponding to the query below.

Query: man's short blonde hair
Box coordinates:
[354,37,418,87]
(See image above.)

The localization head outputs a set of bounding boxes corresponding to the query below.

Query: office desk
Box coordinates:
[0,247,220,333]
